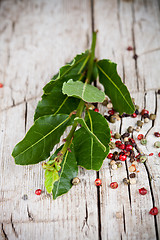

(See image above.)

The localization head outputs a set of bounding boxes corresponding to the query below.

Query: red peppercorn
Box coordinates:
[132,113,137,118]
[108,109,114,115]
[139,187,147,195]
[0,83,3,88]
[35,189,42,195]
[158,152,160,157]
[107,153,113,159]
[119,144,125,150]
[127,46,133,51]
[115,140,122,145]
[149,153,154,156]
[125,144,133,151]
[110,130,112,134]
[94,108,99,112]
[154,132,160,137]
[141,109,149,116]
[137,134,144,140]
[119,154,127,161]
[149,207,158,216]
[110,182,118,189]
[94,178,102,186]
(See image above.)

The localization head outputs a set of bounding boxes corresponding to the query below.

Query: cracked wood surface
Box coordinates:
[0,0,160,239]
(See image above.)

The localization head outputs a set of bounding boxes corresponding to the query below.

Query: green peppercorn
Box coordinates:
[116,162,122,168]
[140,138,147,145]
[109,142,116,149]
[154,141,160,148]
[137,120,143,127]
[140,155,147,163]
[127,126,133,133]
[149,114,156,120]
[110,115,116,123]
[135,105,139,110]
[114,133,121,139]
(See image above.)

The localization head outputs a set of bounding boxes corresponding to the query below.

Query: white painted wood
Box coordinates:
[0,0,160,239]
[0,1,99,240]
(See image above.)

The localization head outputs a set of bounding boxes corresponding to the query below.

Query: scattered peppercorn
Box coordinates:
[110,115,116,123]
[127,126,133,133]
[107,153,113,159]
[144,118,149,123]
[127,46,133,51]
[94,108,99,112]
[154,132,160,137]
[125,144,133,151]
[72,177,80,185]
[109,142,116,149]
[121,132,130,138]
[149,114,156,120]
[158,152,160,157]
[137,120,143,127]
[140,138,147,145]
[114,132,121,139]
[129,173,136,178]
[116,162,122,168]
[141,109,149,116]
[154,141,160,148]
[0,83,3,88]
[110,182,118,189]
[112,164,118,170]
[108,109,115,115]
[119,144,125,150]
[132,113,137,118]
[140,155,147,163]
[119,154,127,161]
[35,189,42,195]
[107,102,113,109]
[123,178,130,185]
[149,153,154,156]
[137,134,144,140]
[133,54,138,60]
[94,178,102,186]
[139,187,147,195]
[149,207,158,216]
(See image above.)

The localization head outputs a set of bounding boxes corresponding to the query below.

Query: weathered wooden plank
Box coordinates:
[0,0,100,239]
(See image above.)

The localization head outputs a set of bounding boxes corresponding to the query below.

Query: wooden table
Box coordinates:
[0,0,160,239]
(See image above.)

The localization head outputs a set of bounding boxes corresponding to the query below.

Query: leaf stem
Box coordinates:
[59,32,97,158]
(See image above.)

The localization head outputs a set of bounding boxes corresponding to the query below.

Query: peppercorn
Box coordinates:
[121,132,130,138]
[110,160,116,165]
[123,178,130,185]
[107,102,113,109]
[140,155,147,163]
[136,127,141,132]
[149,207,158,216]
[130,173,136,178]
[154,132,160,137]
[127,126,133,133]
[94,178,102,186]
[149,114,156,120]
[144,118,149,123]
[110,182,118,189]
[137,134,144,140]
[137,120,143,127]
[72,177,80,185]
[143,113,149,119]
[141,109,149,116]
[112,164,117,170]
[124,137,129,142]
[112,151,119,161]
[135,105,139,110]
[129,165,136,172]
[116,162,122,168]
[109,142,116,149]
[110,115,116,123]
[114,132,121,139]
[139,187,147,195]
[140,138,147,145]
[132,113,137,118]
[107,153,113,159]
[154,141,160,148]
[135,109,139,115]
